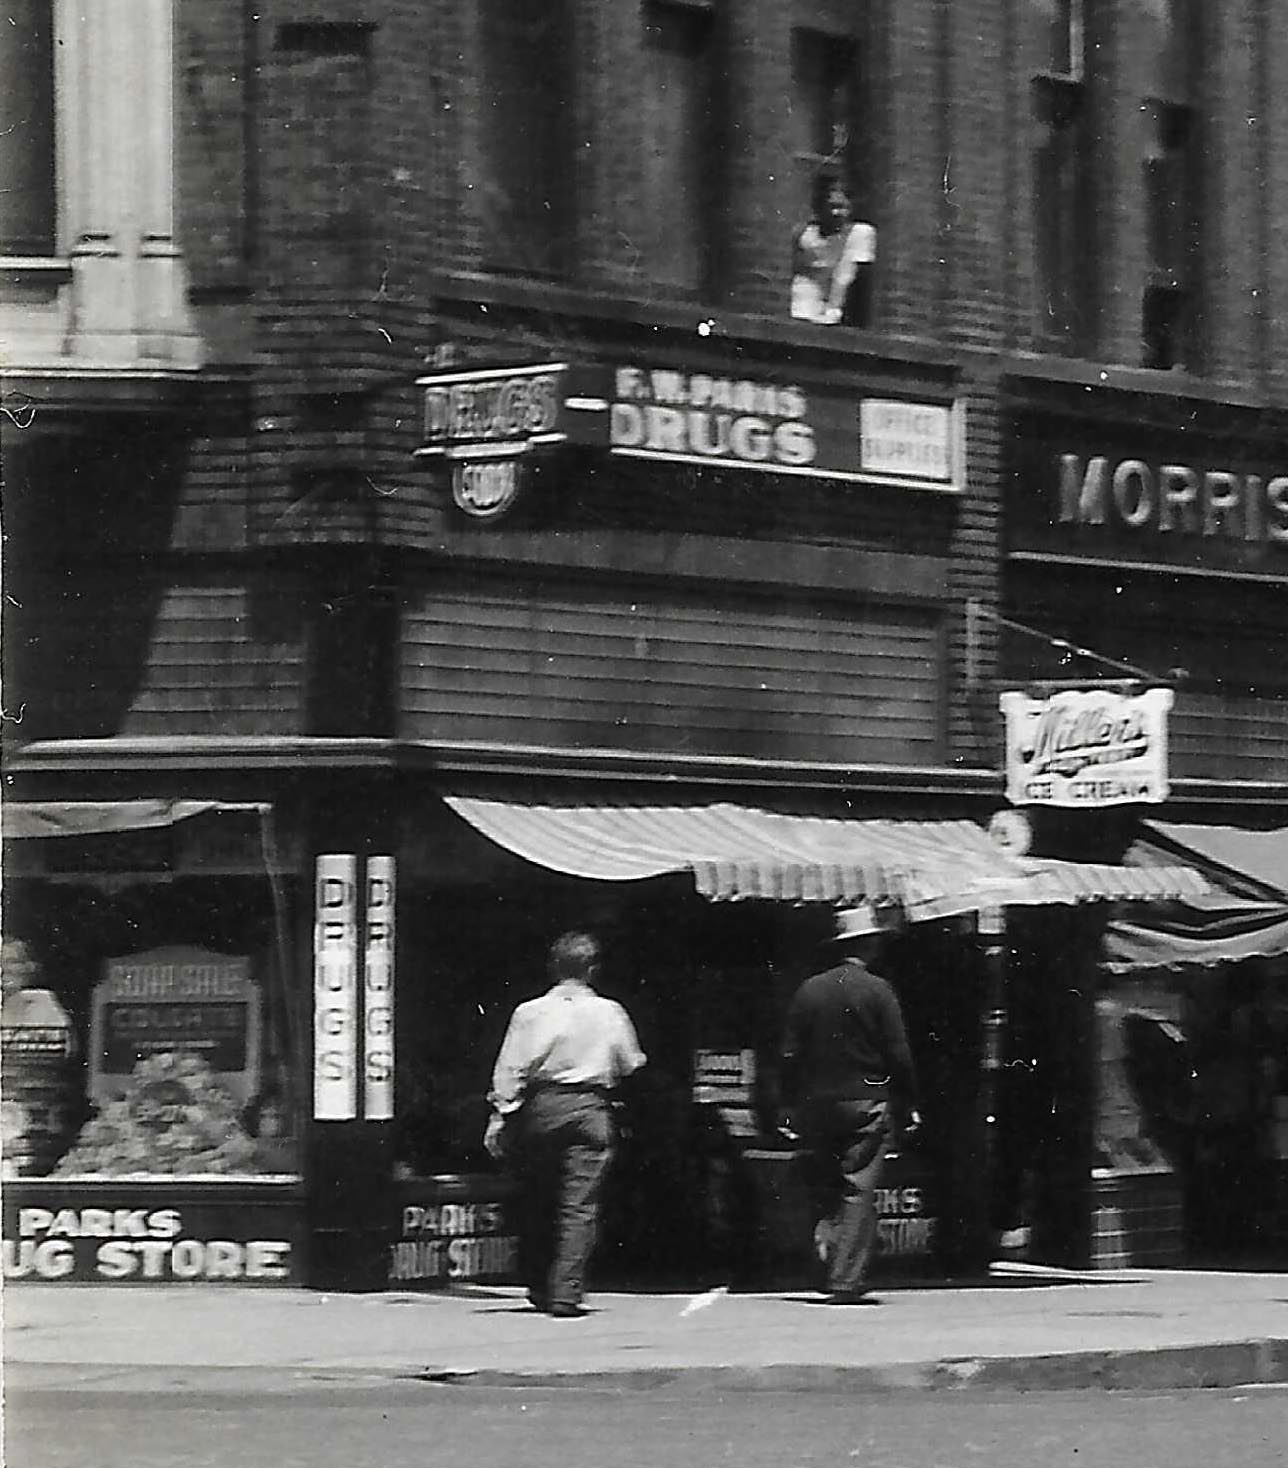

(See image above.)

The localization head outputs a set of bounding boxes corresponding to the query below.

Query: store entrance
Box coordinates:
[392,878,993,1291]
[593,897,987,1289]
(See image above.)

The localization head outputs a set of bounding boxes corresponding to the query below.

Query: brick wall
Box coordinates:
[122,0,1288,763]
[176,0,251,294]
[942,0,1010,352]
[1260,0,1288,402]
[177,1,1288,398]
[1202,2,1262,386]
[875,0,947,339]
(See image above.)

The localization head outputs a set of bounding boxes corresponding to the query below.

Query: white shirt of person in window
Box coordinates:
[791,170,876,327]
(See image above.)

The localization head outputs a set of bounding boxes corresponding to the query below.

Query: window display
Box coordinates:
[2,875,302,1180]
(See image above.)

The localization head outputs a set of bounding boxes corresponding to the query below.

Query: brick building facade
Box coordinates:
[3,1,1285,1286]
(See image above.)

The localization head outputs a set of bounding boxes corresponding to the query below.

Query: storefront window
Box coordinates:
[3,834,303,1180]
[1095,960,1287,1264]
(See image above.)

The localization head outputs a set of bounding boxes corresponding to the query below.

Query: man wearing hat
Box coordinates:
[780,904,920,1303]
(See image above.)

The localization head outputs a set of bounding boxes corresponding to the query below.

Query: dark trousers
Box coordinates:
[514,1088,613,1308]
[801,1098,890,1295]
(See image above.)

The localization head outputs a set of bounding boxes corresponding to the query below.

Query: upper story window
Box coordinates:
[1044,0,1084,80]
[1139,0,1200,371]
[790,28,857,211]
[787,28,875,328]
[477,1,575,277]
[1,0,56,257]
[1031,0,1092,352]
[639,0,718,296]
[273,22,375,286]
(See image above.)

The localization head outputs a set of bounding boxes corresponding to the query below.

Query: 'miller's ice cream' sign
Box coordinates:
[999,687,1173,807]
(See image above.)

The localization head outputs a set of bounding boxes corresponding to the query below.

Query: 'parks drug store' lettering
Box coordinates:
[3,1207,293,1282]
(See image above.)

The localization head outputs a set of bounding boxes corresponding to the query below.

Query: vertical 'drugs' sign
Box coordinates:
[363,857,395,1121]
[314,855,358,1120]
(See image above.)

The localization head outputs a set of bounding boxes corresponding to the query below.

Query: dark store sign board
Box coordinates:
[88,947,261,1107]
[745,1147,939,1274]
[874,1178,938,1261]
[1008,419,1288,578]
[417,362,962,493]
[28,809,288,880]
[387,1178,519,1288]
[999,687,1173,808]
[2,1185,302,1284]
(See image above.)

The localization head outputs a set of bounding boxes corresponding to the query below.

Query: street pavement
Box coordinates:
[10,1379,1288,1468]
[4,1265,1288,1395]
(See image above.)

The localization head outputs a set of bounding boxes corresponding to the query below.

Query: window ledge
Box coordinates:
[1000,351,1268,411]
[2,255,73,282]
[430,270,964,377]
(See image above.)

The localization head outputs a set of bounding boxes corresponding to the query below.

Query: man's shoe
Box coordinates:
[527,1294,549,1313]
[826,1289,878,1305]
[549,1301,588,1318]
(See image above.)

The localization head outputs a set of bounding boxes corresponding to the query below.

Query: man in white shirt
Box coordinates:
[485,930,646,1316]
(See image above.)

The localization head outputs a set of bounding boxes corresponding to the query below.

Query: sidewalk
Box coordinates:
[4,1268,1288,1396]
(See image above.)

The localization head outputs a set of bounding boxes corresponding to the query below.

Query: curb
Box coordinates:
[416,1338,1288,1394]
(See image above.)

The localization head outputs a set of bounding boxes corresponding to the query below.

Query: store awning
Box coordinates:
[443,797,1208,921]
[1105,821,1288,972]
[2,800,267,840]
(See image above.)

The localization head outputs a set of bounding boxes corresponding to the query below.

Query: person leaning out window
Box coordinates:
[790,167,876,328]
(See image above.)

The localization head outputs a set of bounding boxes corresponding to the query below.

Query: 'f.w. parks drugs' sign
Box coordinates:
[415,361,962,496]
[1000,687,1173,807]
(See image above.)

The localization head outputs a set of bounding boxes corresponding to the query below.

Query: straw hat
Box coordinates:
[831,904,901,942]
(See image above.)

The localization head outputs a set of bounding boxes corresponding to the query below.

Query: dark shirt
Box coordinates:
[781,958,917,1109]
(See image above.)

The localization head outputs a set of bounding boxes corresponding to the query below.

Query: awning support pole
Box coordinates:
[978,906,1008,1222]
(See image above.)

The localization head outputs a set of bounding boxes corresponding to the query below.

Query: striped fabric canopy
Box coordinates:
[2,800,266,839]
[444,797,1208,922]
[1105,821,1288,971]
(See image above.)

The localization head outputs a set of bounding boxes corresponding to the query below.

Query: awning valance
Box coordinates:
[2,800,267,840]
[1106,821,1288,972]
[443,797,1208,921]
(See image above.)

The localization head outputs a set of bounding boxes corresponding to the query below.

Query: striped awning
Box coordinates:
[2,800,266,839]
[1105,821,1288,971]
[443,797,1208,922]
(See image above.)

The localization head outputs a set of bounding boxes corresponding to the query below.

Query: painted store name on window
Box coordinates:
[3,1207,293,1282]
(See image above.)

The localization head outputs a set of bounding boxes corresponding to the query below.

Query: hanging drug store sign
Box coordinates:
[1000,687,1174,807]
[415,363,568,521]
[313,855,396,1121]
[415,361,961,495]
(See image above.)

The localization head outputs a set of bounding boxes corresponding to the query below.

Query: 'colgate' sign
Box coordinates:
[999,688,1173,807]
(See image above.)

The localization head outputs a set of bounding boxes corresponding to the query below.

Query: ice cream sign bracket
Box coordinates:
[416,361,963,516]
